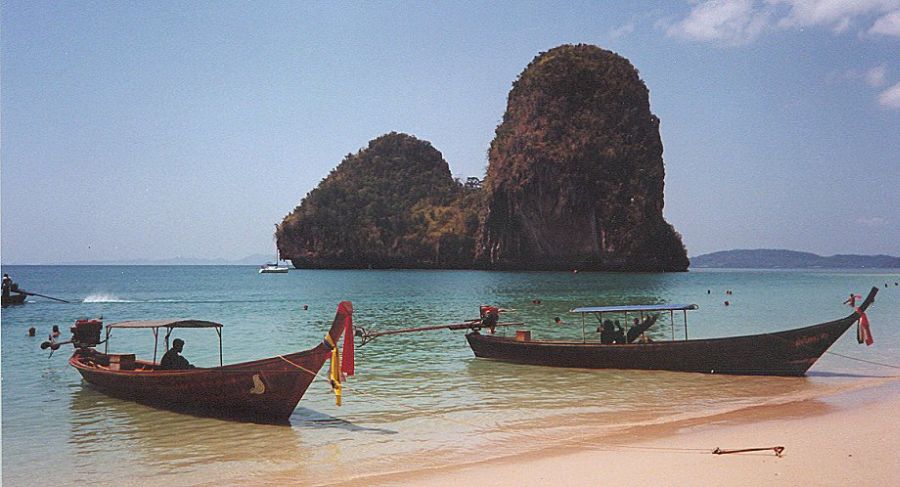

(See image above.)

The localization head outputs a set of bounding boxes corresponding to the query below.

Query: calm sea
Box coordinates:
[2,266,899,486]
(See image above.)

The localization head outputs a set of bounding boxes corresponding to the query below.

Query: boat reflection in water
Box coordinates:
[66,385,308,481]
[66,381,398,485]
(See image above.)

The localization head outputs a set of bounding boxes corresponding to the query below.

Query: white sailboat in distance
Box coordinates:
[259,243,289,274]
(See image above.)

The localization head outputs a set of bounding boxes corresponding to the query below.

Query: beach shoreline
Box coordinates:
[332,375,900,487]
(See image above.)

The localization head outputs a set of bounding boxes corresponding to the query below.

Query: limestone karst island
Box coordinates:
[277,44,689,271]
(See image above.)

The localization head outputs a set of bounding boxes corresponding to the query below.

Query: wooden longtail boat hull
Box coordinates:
[1,293,27,306]
[466,288,877,377]
[70,302,351,422]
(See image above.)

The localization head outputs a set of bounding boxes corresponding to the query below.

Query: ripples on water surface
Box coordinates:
[2,266,898,485]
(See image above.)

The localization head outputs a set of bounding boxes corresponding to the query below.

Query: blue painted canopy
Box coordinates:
[570,304,698,314]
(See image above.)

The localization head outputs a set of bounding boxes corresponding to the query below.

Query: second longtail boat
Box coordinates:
[465,287,879,376]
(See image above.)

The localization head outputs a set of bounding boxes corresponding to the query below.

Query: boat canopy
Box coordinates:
[570,304,698,314]
[104,319,224,366]
[106,319,223,330]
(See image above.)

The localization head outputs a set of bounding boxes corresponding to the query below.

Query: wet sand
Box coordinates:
[339,376,900,487]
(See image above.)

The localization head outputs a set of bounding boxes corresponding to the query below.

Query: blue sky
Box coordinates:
[2,1,898,264]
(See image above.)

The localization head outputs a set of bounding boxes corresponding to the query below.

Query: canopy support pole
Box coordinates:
[683,310,689,340]
[582,313,586,343]
[217,328,223,366]
[153,328,159,363]
[670,310,675,341]
[640,311,645,341]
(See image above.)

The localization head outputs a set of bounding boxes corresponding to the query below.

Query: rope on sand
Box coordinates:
[713,446,785,457]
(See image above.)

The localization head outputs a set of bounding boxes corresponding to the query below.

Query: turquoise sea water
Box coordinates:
[2,266,899,486]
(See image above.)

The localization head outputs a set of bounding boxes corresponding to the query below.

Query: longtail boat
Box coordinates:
[2,283,69,306]
[1,292,27,307]
[465,287,878,377]
[49,301,353,423]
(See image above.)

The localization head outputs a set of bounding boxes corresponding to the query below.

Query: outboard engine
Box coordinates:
[71,319,103,348]
[42,318,103,354]
[479,305,499,332]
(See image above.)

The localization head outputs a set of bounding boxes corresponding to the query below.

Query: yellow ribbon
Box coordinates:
[325,334,342,406]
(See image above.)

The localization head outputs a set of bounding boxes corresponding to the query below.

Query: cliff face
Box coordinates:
[475,44,688,271]
[277,132,479,268]
[277,45,688,271]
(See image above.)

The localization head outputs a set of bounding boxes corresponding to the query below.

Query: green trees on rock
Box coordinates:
[278,44,688,271]
[277,133,480,268]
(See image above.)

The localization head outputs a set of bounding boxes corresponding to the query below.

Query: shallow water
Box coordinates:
[2,266,898,485]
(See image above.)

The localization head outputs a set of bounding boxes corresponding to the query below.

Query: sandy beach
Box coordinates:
[343,377,900,487]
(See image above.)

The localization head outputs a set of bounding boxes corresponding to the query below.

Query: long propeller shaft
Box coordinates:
[19,290,70,303]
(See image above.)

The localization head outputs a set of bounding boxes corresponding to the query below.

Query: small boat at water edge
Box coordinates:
[48,301,354,423]
[259,263,290,273]
[466,287,879,377]
[259,241,290,273]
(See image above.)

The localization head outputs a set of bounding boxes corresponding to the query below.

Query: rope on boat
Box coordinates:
[276,355,326,382]
[755,329,900,374]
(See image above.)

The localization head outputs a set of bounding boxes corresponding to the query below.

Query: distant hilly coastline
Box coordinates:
[8,249,898,268]
[44,254,274,266]
[690,249,900,269]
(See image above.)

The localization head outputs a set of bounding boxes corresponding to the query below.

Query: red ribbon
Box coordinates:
[341,304,355,376]
[855,307,874,346]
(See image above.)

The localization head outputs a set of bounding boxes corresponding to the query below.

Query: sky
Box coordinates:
[2,1,898,264]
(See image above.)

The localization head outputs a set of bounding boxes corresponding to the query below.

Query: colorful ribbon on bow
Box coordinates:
[325,301,355,406]
[855,307,874,346]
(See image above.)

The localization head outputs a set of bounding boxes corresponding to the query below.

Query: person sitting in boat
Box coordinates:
[160,338,195,370]
[599,320,616,344]
[1,273,12,298]
[599,320,627,344]
[612,320,626,344]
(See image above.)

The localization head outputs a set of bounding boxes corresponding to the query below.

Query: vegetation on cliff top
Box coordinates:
[277,132,481,268]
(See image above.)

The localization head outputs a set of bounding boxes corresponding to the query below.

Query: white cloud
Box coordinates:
[610,22,636,40]
[866,64,888,86]
[877,81,900,108]
[869,10,900,36]
[667,0,900,44]
[666,0,773,45]
[775,0,895,30]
